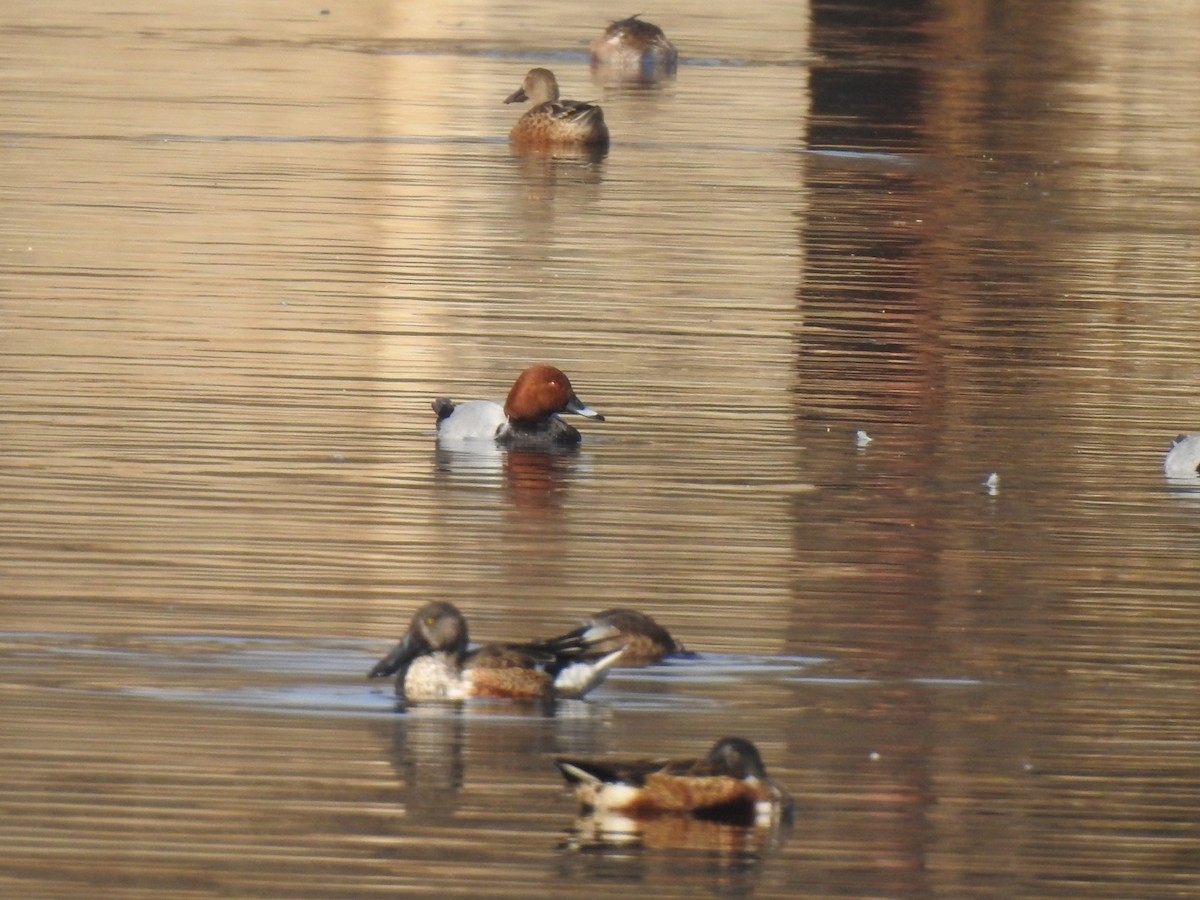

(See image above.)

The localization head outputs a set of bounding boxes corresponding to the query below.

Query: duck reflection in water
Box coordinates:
[374,709,467,825]
[434,441,587,503]
[558,810,789,887]
[376,701,613,828]
[502,447,578,494]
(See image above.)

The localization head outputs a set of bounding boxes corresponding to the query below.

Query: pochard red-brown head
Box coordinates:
[503,364,604,425]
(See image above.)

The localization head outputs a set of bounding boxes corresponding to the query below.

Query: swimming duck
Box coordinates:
[544,608,690,667]
[590,15,678,81]
[1164,434,1200,478]
[554,737,793,826]
[432,364,605,449]
[368,601,624,702]
[505,68,610,150]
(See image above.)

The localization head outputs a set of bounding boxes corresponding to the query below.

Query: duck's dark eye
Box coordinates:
[425,617,437,626]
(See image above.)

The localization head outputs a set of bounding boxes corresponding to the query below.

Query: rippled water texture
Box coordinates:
[4,0,1200,897]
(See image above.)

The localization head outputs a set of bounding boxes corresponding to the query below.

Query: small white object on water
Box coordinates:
[983,472,1000,495]
[855,430,873,448]
[868,751,880,761]
[1163,434,1200,479]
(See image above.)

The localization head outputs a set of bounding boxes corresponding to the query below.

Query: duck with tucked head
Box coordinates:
[554,737,794,826]
[432,364,605,449]
[368,601,624,702]
[590,15,678,82]
[505,68,610,150]
[543,608,691,667]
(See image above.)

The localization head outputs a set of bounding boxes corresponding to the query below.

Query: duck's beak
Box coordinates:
[565,395,605,421]
[367,631,424,678]
[504,86,529,104]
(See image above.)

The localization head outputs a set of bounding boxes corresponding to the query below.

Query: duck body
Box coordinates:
[432,365,604,449]
[555,737,793,826]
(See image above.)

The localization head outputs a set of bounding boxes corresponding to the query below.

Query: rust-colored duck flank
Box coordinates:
[555,737,794,826]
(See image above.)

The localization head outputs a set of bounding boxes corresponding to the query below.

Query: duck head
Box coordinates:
[504,68,560,106]
[503,364,605,425]
[368,601,469,678]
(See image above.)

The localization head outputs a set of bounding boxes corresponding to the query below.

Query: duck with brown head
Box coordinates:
[504,68,610,151]
[432,364,605,449]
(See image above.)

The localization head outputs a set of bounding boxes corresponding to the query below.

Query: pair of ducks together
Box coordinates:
[369,601,792,827]
[505,16,678,151]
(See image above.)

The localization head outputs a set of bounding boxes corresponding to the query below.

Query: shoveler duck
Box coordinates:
[1164,434,1200,478]
[590,15,678,81]
[368,601,624,702]
[504,68,610,150]
[432,364,605,450]
[554,737,793,826]
[544,608,691,667]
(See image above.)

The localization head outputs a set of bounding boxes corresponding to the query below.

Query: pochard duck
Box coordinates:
[432,364,605,449]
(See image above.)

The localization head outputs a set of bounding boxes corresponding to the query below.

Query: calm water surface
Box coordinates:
[4,0,1200,897]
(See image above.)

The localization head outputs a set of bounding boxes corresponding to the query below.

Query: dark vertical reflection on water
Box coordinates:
[788,2,1200,898]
